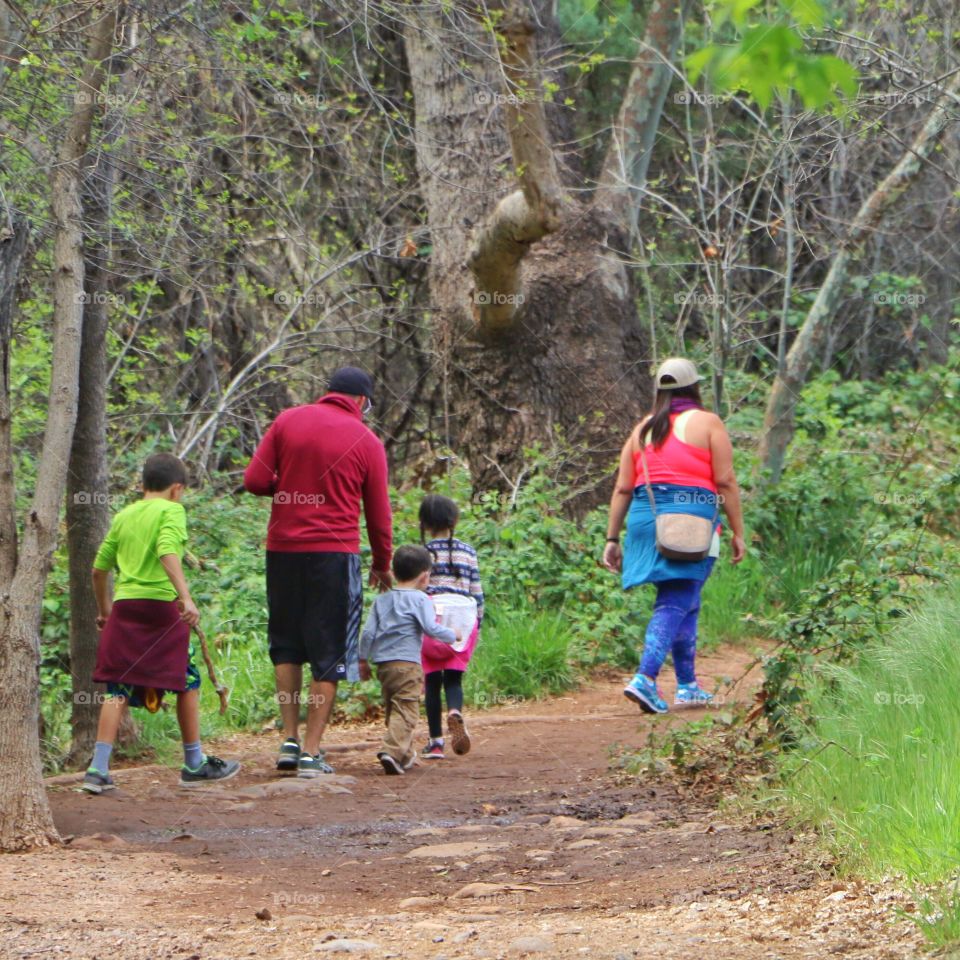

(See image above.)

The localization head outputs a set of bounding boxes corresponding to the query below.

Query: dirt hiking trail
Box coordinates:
[1,646,922,959]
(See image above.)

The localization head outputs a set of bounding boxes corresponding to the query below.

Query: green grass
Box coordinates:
[464,606,578,707]
[779,583,960,943]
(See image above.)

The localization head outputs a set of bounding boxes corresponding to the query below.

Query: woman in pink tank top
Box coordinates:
[602,358,746,715]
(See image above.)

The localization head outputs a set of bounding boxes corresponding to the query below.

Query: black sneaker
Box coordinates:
[378,752,404,775]
[297,751,335,778]
[179,755,241,788]
[81,769,116,794]
[276,737,301,771]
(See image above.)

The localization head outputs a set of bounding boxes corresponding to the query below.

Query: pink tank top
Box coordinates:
[633,413,717,493]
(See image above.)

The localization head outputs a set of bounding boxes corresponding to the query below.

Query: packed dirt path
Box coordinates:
[1,646,922,959]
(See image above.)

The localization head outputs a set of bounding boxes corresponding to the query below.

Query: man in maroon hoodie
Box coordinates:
[244,367,393,777]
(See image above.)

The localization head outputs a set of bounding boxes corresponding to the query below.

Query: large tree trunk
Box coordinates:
[758,74,960,483]
[403,2,676,505]
[65,148,116,767]
[0,4,118,852]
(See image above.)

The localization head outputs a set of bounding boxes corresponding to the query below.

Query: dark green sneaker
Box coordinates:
[276,737,301,771]
[179,755,241,788]
[297,751,334,778]
[81,769,116,794]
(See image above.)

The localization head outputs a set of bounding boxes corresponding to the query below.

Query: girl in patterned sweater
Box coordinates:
[418,495,484,759]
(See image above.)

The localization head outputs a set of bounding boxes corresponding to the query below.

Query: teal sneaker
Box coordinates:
[276,737,301,771]
[179,755,241,788]
[624,675,669,714]
[675,682,714,707]
[81,769,116,794]
[297,751,334,778]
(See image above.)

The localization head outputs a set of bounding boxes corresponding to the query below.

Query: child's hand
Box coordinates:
[96,608,110,630]
[359,659,372,681]
[178,598,200,627]
[453,629,463,644]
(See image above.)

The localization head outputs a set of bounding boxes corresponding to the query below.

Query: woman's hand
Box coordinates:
[730,534,746,564]
[603,540,623,573]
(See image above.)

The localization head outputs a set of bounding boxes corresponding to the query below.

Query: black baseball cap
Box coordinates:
[328,366,374,400]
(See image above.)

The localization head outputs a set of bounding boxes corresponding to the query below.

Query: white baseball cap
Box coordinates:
[654,357,702,390]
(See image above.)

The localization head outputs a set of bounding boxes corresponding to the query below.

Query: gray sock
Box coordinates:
[91,741,113,774]
[183,741,203,770]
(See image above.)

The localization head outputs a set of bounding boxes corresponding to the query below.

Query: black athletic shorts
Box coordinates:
[266,551,363,682]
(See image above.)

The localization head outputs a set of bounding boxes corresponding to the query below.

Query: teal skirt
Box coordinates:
[622,483,719,589]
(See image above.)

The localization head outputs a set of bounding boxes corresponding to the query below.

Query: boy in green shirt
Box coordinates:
[82,453,240,793]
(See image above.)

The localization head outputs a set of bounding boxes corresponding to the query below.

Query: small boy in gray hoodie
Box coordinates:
[359,545,461,774]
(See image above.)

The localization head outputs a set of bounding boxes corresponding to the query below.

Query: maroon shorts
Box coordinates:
[92,598,191,692]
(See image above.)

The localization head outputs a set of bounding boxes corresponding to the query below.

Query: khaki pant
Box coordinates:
[376,660,423,766]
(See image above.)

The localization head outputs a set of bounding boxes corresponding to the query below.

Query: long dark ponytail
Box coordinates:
[638,384,704,449]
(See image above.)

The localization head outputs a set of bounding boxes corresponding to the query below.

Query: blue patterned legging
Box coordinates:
[638,559,715,684]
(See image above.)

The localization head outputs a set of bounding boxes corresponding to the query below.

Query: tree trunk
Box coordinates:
[403,3,672,505]
[0,213,28,587]
[759,74,960,483]
[65,147,116,767]
[0,4,118,852]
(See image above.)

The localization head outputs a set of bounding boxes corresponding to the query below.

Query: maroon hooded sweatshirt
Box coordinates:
[243,393,392,571]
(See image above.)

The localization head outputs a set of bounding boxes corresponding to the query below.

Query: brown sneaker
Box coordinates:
[447,711,471,756]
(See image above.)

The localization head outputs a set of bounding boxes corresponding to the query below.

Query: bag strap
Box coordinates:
[637,431,658,518]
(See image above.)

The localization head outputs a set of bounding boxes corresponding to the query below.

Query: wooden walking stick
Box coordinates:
[193,625,229,715]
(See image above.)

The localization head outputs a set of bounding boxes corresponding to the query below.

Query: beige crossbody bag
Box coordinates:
[637,432,719,562]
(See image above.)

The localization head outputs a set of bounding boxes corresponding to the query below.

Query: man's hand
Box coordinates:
[178,597,200,627]
[602,541,623,573]
[369,568,393,592]
[359,659,372,681]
